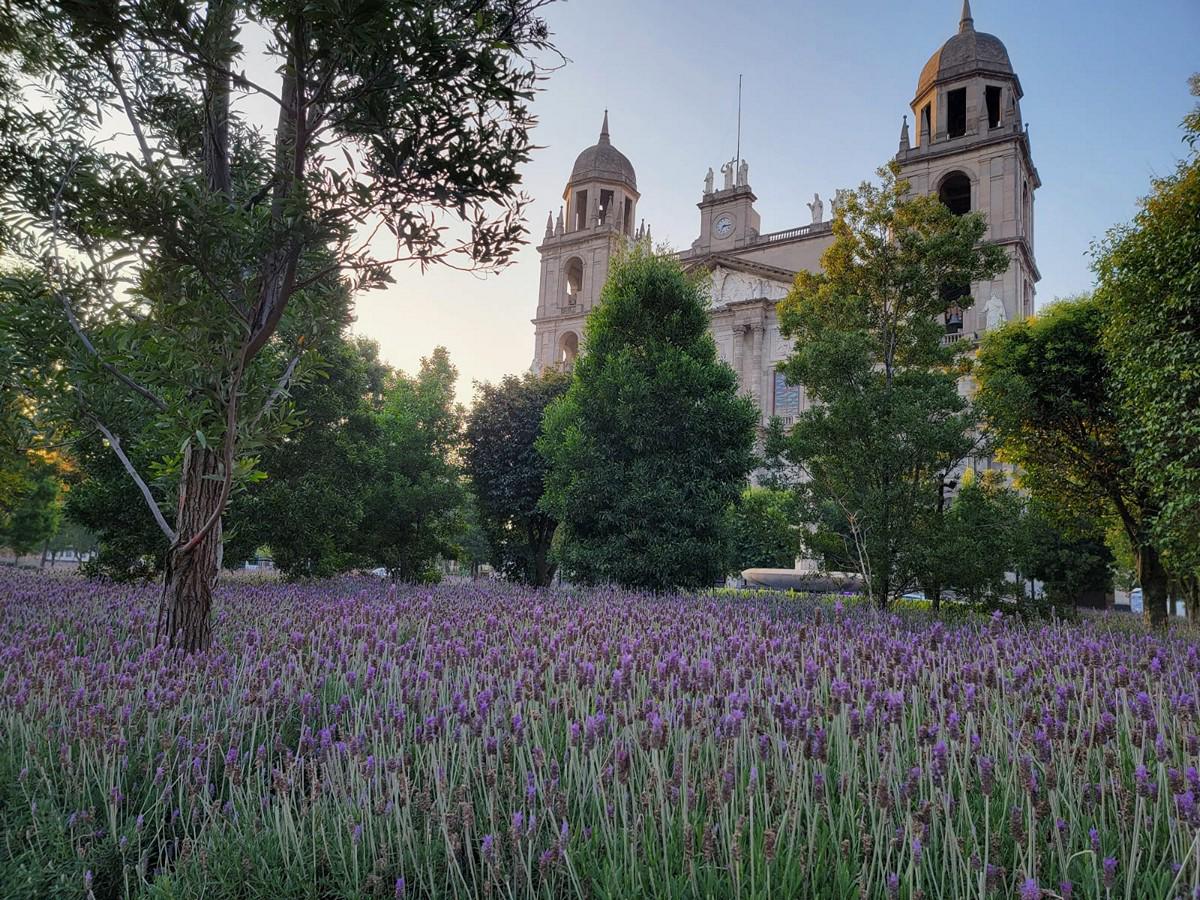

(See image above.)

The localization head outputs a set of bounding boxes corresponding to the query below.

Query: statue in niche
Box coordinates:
[720,160,735,190]
[984,295,1007,331]
[737,159,749,187]
[703,167,714,195]
[807,192,824,224]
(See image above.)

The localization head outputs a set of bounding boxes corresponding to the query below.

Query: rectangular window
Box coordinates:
[599,189,614,224]
[773,371,801,421]
[985,86,1002,128]
[947,88,967,138]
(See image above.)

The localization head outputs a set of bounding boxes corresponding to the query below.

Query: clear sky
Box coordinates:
[350,0,1199,403]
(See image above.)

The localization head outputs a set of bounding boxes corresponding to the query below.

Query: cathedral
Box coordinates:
[531,1,1040,428]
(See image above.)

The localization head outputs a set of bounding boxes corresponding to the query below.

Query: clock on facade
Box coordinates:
[713,213,735,238]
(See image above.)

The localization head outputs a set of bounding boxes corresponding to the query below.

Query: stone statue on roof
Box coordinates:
[808,192,824,224]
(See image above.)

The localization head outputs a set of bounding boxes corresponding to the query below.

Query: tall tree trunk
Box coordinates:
[533,546,548,587]
[928,583,942,613]
[1136,542,1169,628]
[158,446,223,652]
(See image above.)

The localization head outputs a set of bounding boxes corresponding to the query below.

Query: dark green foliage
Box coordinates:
[1019,502,1114,610]
[463,370,569,585]
[776,164,1008,607]
[238,337,389,579]
[1096,75,1200,614]
[68,435,167,579]
[726,487,804,572]
[1,454,62,559]
[0,0,553,645]
[358,347,465,583]
[935,474,1024,607]
[975,296,1169,624]
[539,248,758,591]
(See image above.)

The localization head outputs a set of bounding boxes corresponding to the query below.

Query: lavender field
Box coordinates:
[2,571,1199,899]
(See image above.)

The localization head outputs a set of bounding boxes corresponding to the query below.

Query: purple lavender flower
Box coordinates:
[1018,877,1041,900]
[1102,857,1117,888]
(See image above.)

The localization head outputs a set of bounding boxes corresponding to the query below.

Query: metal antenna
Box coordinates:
[735,74,743,170]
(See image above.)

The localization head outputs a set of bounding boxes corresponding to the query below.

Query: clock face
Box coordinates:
[714,214,735,238]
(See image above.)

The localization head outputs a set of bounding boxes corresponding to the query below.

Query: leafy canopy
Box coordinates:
[1095,74,1200,583]
[775,164,1008,606]
[975,295,1171,623]
[464,370,569,586]
[539,247,757,591]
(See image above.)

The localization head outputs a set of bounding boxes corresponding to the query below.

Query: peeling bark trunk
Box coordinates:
[1136,542,1169,628]
[157,446,223,652]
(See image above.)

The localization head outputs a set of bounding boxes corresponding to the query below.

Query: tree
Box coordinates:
[45,519,98,567]
[975,296,1170,624]
[67,427,170,579]
[930,472,1023,608]
[238,336,390,579]
[727,487,804,573]
[0,0,553,650]
[775,164,1008,607]
[539,247,757,591]
[358,347,465,583]
[452,496,492,580]
[1,454,64,561]
[1019,499,1113,611]
[463,370,569,585]
[1096,74,1200,618]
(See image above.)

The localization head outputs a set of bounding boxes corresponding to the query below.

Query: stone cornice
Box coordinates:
[679,252,797,283]
[537,225,626,253]
[698,185,757,209]
[898,130,1041,189]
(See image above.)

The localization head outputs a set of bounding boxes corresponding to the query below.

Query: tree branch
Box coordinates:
[90,417,178,543]
[249,350,302,429]
[59,291,169,412]
[103,51,156,170]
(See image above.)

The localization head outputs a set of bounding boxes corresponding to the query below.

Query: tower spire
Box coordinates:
[599,109,610,145]
[959,0,974,33]
[898,114,910,152]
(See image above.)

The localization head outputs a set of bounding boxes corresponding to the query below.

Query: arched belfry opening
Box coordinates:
[563,257,583,305]
[558,332,579,369]
[938,172,972,216]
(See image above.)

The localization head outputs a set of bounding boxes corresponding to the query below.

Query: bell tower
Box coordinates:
[897,0,1040,341]
[531,112,643,373]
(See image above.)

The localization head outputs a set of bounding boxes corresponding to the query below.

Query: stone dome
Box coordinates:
[568,111,637,193]
[916,2,1014,100]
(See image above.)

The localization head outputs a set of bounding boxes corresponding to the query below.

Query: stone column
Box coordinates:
[732,321,746,394]
[749,318,764,409]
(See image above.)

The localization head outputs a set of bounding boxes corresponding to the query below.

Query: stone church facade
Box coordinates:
[531,2,1040,430]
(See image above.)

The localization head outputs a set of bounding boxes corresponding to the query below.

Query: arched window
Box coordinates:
[558,332,579,369]
[938,172,972,216]
[563,257,583,305]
